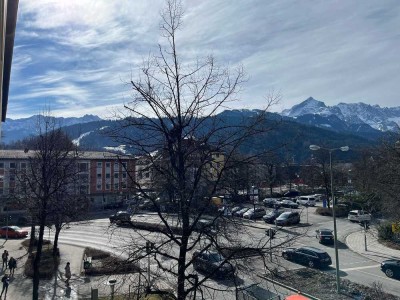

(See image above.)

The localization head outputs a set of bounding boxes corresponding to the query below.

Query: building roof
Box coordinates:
[0,149,133,160]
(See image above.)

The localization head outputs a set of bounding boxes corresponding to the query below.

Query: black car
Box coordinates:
[282,246,332,268]
[315,229,334,245]
[263,209,284,224]
[192,251,235,278]
[275,212,300,226]
[381,259,400,278]
[280,200,299,209]
[284,190,300,198]
[263,198,281,208]
[109,211,131,223]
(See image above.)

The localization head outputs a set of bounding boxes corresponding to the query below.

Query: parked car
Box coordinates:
[109,211,131,223]
[296,196,316,207]
[192,251,235,278]
[263,209,284,224]
[263,198,281,208]
[381,259,400,278]
[243,207,266,219]
[282,246,332,268]
[234,207,250,217]
[230,206,243,216]
[280,200,299,209]
[275,212,300,226]
[348,210,371,223]
[284,190,300,198]
[193,219,217,234]
[315,229,334,245]
[0,226,28,238]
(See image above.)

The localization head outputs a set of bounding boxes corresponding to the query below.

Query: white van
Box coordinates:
[348,210,371,222]
[296,196,316,207]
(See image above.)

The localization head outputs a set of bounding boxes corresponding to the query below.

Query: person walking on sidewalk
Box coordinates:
[0,274,9,298]
[1,251,8,269]
[64,262,71,285]
[7,257,16,276]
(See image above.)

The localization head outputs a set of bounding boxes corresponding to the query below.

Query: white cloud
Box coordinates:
[8,0,400,118]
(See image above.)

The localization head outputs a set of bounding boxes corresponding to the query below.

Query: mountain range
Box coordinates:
[2,98,399,162]
[281,97,400,137]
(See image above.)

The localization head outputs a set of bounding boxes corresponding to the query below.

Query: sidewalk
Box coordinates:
[345,227,400,263]
[0,239,85,300]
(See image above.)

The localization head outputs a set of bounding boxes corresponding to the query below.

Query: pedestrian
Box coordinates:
[7,257,16,276]
[64,262,71,285]
[1,251,8,269]
[0,274,9,298]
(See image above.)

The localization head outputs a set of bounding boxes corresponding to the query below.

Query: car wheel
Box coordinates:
[385,268,394,278]
[282,253,289,260]
[308,260,315,268]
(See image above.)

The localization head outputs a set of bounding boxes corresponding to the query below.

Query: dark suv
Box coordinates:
[109,211,131,224]
[282,246,332,268]
[192,251,235,278]
[275,212,300,226]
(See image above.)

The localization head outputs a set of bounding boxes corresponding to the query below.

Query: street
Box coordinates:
[44,205,400,298]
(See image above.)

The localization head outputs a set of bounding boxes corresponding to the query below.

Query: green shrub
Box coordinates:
[24,247,60,279]
[378,222,394,241]
[84,247,110,260]
[315,206,349,218]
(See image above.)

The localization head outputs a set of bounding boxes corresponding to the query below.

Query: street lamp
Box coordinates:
[309,144,349,293]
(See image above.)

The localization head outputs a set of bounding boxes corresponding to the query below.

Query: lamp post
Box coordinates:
[309,144,349,293]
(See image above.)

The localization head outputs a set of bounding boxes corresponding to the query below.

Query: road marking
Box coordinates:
[341,264,380,272]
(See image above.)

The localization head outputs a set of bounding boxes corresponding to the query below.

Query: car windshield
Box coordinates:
[318,252,330,259]
[207,253,224,263]
[10,226,21,230]
[348,211,358,216]
[320,230,333,236]
[279,212,291,219]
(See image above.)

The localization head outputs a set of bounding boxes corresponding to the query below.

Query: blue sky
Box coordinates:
[8,0,400,119]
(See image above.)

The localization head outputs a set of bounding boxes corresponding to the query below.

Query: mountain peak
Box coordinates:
[281,97,327,117]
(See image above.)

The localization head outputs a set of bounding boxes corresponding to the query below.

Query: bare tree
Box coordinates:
[16,116,80,300]
[106,1,296,299]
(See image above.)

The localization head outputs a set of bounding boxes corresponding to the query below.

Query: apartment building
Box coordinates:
[0,150,135,213]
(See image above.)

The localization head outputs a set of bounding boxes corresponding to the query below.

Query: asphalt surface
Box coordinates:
[4,204,400,299]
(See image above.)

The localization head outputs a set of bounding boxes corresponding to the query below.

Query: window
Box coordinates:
[121,182,127,189]
[97,174,102,179]
[114,173,119,179]
[96,184,102,190]
[114,183,119,190]
[106,173,111,179]
[105,183,110,190]
[20,163,26,169]
[0,163,4,168]
[145,172,150,179]
[97,162,102,168]
[114,162,119,171]
[9,175,15,181]
[106,162,111,168]
[9,163,16,169]
[122,172,127,179]
[79,163,88,172]
[122,162,127,170]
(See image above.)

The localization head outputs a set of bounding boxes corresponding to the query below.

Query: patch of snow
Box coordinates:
[320,124,332,128]
[99,126,109,130]
[103,145,127,154]
[72,131,93,146]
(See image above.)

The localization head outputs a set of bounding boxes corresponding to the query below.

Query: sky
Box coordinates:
[7,0,400,119]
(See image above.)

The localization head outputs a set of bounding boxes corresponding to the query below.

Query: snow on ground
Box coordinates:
[72,131,93,146]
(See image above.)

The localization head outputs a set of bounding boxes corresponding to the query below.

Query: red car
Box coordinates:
[0,226,28,238]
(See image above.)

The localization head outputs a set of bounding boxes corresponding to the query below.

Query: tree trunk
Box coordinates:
[53,224,61,257]
[177,232,189,300]
[32,218,46,300]
[29,223,36,254]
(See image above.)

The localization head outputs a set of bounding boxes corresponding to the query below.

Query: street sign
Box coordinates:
[392,222,400,233]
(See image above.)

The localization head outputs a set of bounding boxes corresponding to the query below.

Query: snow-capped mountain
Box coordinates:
[2,114,102,144]
[281,97,400,132]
